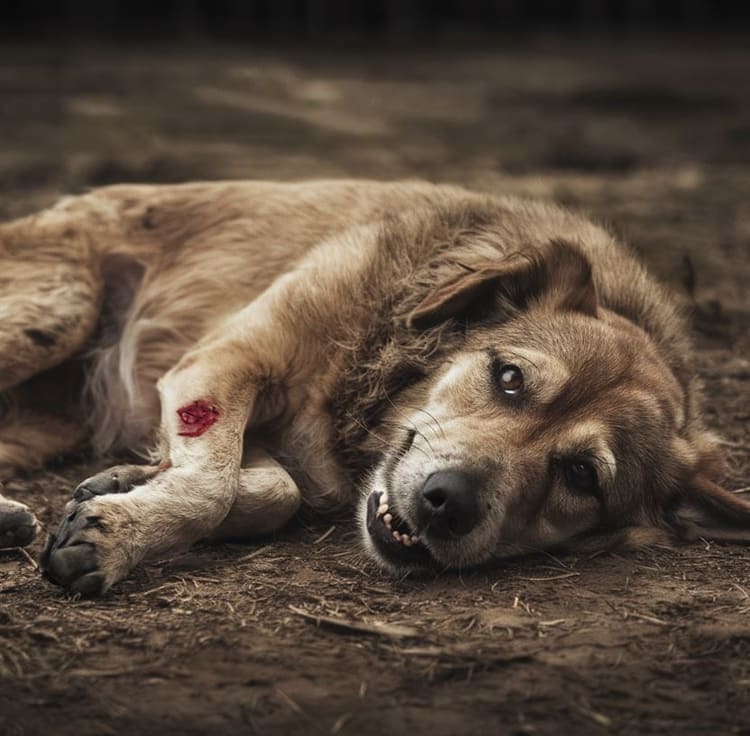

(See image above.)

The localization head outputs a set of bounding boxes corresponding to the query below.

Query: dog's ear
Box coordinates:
[665,437,750,542]
[667,476,750,543]
[406,239,598,329]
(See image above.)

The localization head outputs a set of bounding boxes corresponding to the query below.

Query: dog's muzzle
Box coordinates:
[364,468,481,568]
[365,490,431,567]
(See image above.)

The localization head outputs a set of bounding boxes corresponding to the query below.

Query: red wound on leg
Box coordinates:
[177,401,220,437]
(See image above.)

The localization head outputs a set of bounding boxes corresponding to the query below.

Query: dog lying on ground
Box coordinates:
[0,180,746,596]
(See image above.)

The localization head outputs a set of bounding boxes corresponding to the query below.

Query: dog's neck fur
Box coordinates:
[326,312,466,481]
[324,207,492,480]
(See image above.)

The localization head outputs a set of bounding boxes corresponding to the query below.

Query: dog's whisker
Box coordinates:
[395,403,446,443]
[386,392,446,443]
[378,387,438,457]
[388,421,433,456]
[344,411,405,457]
[380,388,440,446]
[377,420,432,460]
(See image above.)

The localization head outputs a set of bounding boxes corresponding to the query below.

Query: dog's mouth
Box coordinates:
[365,490,432,567]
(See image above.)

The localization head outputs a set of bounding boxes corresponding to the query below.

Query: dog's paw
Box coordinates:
[0,498,39,549]
[72,464,160,502]
[40,495,135,597]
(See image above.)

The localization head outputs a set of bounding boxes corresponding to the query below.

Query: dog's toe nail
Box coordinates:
[69,571,107,598]
[73,485,95,502]
[39,533,57,569]
[63,498,83,522]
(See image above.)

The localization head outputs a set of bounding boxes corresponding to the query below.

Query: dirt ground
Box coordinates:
[1,36,749,735]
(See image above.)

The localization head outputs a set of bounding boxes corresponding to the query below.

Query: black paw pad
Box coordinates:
[42,541,98,586]
[72,464,158,502]
[39,500,108,598]
[0,508,38,549]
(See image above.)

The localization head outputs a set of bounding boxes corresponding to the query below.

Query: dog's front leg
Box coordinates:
[40,301,296,595]
[40,228,373,596]
[40,349,261,595]
[39,242,348,595]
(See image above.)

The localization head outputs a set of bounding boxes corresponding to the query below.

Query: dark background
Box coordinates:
[2,4,750,736]
[2,0,750,39]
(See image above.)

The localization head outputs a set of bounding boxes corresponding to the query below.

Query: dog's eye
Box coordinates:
[563,459,599,494]
[493,362,524,396]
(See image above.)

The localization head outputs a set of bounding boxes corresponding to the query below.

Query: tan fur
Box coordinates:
[0,179,745,595]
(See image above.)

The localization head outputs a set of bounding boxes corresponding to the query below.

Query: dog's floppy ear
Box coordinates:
[666,437,750,542]
[406,239,598,329]
[667,476,750,542]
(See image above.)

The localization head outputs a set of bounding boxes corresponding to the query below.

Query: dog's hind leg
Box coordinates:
[0,493,39,549]
[0,409,89,548]
[0,413,85,548]
[0,364,90,547]
[67,451,300,541]
[210,449,301,540]
[0,414,87,479]
[0,214,101,393]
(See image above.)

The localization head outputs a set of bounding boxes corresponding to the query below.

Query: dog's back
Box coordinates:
[2,179,693,458]
[63,180,467,452]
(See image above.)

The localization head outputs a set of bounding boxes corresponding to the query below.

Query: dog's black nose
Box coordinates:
[418,470,479,538]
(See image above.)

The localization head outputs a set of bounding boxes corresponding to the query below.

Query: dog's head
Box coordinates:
[359,238,748,573]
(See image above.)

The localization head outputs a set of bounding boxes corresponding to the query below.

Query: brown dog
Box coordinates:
[0,180,745,595]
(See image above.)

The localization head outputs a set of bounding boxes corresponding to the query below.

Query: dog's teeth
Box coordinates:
[410,535,419,544]
[380,492,389,504]
[383,513,393,528]
[403,536,413,547]
[377,503,389,516]
[392,531,401,542]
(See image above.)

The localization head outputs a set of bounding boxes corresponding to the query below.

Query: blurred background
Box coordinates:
[0,2,748,311]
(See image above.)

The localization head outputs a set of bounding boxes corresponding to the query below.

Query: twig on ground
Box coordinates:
[236,546,271,563]
[289,605,419,639]
[314,526,336,545]
[17,547,38,570]
[517,572,580,582]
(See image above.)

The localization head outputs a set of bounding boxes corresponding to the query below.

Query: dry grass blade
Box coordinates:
[17,547,39,570]
[235,545,271,563]
[518,572,580,581]
[289,605,419,639]
[275,687,324,734]
[577,700,613,728]
[622,611,670,626]
[314,525,336,544]
[66,659,170,678]
[331,713,353,734]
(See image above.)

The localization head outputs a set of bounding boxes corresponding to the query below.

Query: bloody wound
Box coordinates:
[177,400,220,437]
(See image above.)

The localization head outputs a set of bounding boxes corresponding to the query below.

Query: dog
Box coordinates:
[0,179,745,596]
